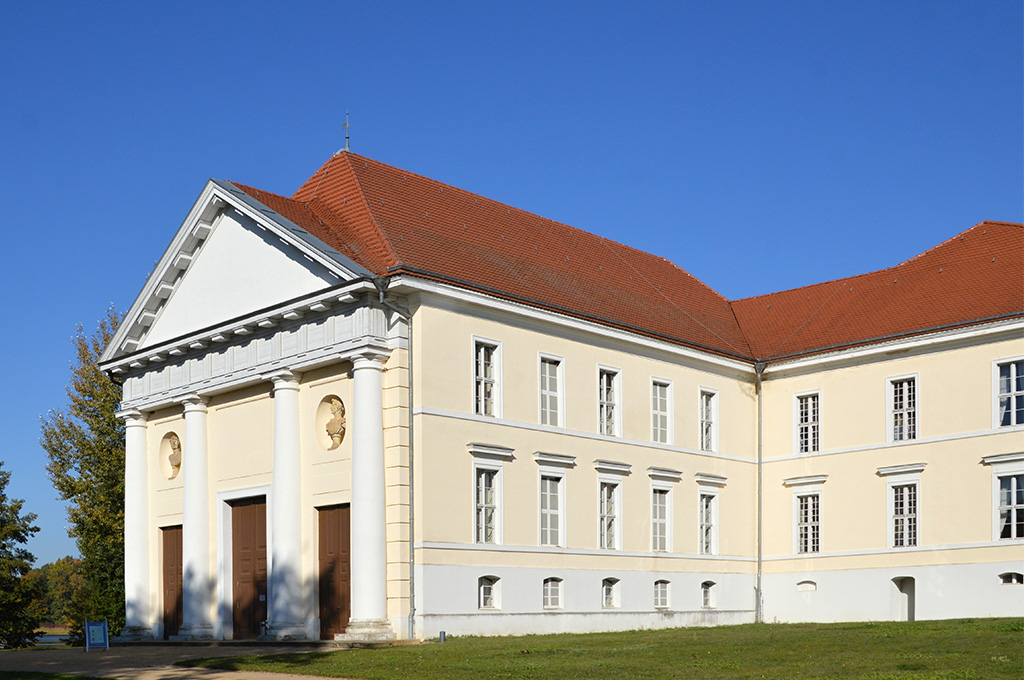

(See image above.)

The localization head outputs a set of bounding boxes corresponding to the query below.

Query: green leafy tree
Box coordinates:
[41,308,125,643]
[26,556,84,627]
[0,461,43,648]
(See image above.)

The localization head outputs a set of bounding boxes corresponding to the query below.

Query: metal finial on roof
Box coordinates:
[338,110,351,154]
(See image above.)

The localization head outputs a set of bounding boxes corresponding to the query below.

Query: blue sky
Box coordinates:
[0,1,1020,566]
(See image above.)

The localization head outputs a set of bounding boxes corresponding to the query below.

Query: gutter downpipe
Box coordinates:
[375,278,416,640]
[755,361,765,624]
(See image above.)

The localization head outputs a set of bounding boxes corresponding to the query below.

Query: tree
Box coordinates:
[26,556,85,628]
[41,307,125,642]
[0,461,43,648]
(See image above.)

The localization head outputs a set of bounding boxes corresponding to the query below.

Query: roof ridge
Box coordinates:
[332,153,404,271]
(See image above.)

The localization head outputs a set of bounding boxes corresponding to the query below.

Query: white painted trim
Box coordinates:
[982,452,1024,466]
[885,472,922,550]
[647,467,682,483]
[695,485,719,556]
[992,355,1024,429]
[792,390,822,455]
[596,475,624,550]
[763,425,1017,462]
[415,406,754,463]
[984,453,1024,542]
[877,463,927,477]
[538,353,566,428]
[593,459,631,476]
[533,452,576,468]
[694,473,727,487]
[697,387,719,453]
[535,457,568,548]
[783,475,828,487]
[470,455,505,546]
[467,442,515,461]
[471,336,503,418]
[412,541,756,561]
[215,484,272,641]
[886,373,920,444]
[649,478,674,553]
[790,483,823,555]
[650,377,673,445]
[761,538,1024,560]
[596,365,623,437]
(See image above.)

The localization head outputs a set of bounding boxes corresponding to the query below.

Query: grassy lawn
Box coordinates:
[179,617,1023,680]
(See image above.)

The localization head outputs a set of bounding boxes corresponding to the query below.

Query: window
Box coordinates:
[476,468,498,544]
[1000,572,1024,584]
[890,377,917,441]
[701,581,716,608]
[602,578,620,608]
[598,368,620,436]
[654,580,670,609]
[997,359,1024,427]
[983,453,1024,541]
[797,493,821,554]
[699,389,717,452]
[796,393,820,453]
[695,473,725,555]
[539,355,563,426]
[599,481,618,549]
[892,483,918,547]
[540,475,561,547]
[470,443,513,545]
[651,380,671,444]
[542,577,562,608]
[998,473,1023,540]
[478,576,499,609]
[652,488,669,552]
[474,340,500,416]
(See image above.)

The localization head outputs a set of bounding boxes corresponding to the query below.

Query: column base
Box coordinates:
[171,623,215,641]
[114,625,155,642]
[335,618,396,643]
[262,621,309,641]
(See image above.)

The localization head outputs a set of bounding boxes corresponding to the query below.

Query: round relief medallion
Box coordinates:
[316,396,347,451]
[159,432,182,480]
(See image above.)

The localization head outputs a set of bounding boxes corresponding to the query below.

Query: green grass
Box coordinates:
[178,617,1024,679]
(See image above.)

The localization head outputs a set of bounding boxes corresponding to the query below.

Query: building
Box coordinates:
[98,151,1024,641]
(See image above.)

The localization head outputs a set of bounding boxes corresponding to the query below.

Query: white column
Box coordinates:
[265,370,306,639]
[342,352,395,641]
[177,394,214,639]
[118,409,153,640]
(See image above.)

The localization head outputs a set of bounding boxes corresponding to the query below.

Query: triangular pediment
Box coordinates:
[102,180,373,363]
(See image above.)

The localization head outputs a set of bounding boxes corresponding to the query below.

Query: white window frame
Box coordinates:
[469,443,514,545]
[542,577,562,609]
[784,475,827,555]
[472,337,502,417]
[651,378,673,444]
[648,467,680,553]
[993,356,1024,429]
[698,387,719,453]
[538,353,565,427]
[982,452,1024,542]
[887,373,919,443]
[534,452,575,548]
[695,473,726,556]
[654,579,671,609]
[793,390,822,454]
[595,460,630,550]
[878,464,925,550]
[701,580,716,609]
[601,577,620,608]
[478,575,500,609]
[597,366,622,437]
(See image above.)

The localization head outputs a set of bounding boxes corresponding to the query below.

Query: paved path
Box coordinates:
[0,643,359,680]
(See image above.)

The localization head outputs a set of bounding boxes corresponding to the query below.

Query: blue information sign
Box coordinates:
[84,619,109,652]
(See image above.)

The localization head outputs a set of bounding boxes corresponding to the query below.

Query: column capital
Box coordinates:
[116,408,148,426]
[263,369,301,390]
[351,350,389,371]
[178,394,208,413]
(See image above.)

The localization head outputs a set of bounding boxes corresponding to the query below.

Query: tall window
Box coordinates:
[474,341,498,416]
[599,369,619,436]
[891,378,917,441]
[892,483,918,547]
[652,488,669,552]
[478,576,498,609]
[540,475,561,547]
[998,360,1024,427]
[542,578,562,608]
[602,578,620,608]
[654,580,670,609]
[699,390,716,452]
[540,356,562,426]
[476,468,497,543]
[651,380,670,444]
[797,394,820,453]
[999,474,1023,539]
[699,493,715,555]
[797,493,820,554]
[599,482,619,549]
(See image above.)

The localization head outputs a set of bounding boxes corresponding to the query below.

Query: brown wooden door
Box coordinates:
[318,504,351,639]
[161,525,183,639]
[231,496,267,639]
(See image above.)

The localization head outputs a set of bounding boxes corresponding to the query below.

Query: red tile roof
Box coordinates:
[229,152,1023,364]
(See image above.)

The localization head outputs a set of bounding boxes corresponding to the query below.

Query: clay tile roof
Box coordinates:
[730,221,1024,361]
[228,152,1021,364]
